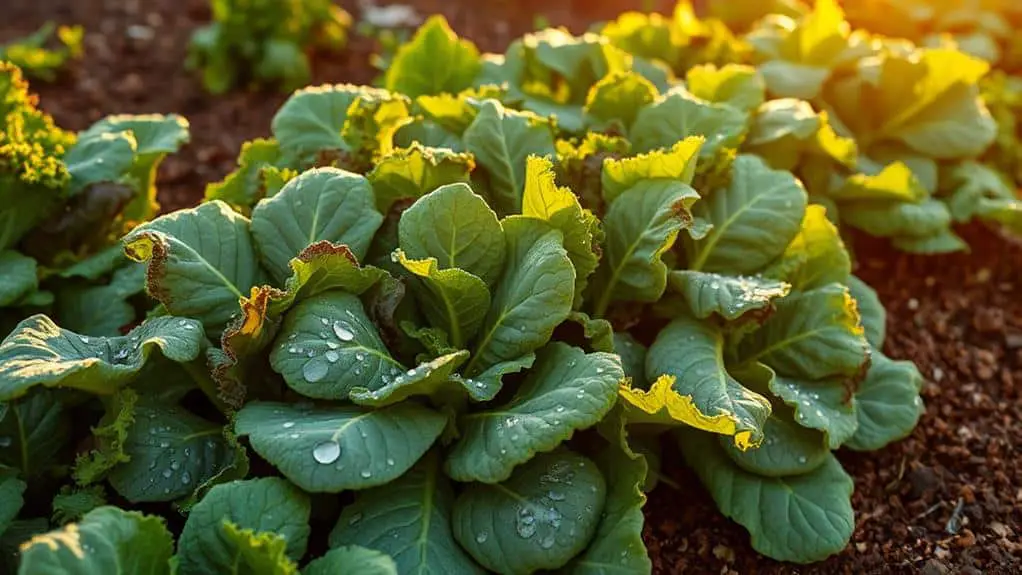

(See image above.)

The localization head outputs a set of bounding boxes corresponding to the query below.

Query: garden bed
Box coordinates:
[2,0,1020,573]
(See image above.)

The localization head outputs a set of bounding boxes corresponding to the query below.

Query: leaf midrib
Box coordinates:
[168,236,243,299]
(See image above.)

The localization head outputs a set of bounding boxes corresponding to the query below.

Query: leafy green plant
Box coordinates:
[187,0,353,94]
[0,63,189,338]
[0,23,83,81]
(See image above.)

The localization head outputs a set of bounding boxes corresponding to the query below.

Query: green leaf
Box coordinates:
[123,201,261,333]
[0,251,37,307]
[630,88,749,159]
[51,486,108,526]
[395,252,490,349]
[678,430,854,563]
[398,182,506,287]
[638,313,771,448]
[368,144,475,214]
[685,64,766,112]
[841,199,953,240]
[452,450,606,574]
[304,547,398,575]
[566,415,650,574]
[269,291,402,400]
[737,285,869,381]
[521,156,600,308]
[463,100,557,215]
[600,137,704,204]
[845,351,924,451]
[769,371,858,450]
[831,162,926,203]
[107,403,234,503]
[685,155,807,274]
[18,507,174,575]
[269,84,360,161]
[0,475,25,537]
[0,315,205,401]
[73,388,138,485]
[846,275,885,348]
[668,270,791,322]
[349,350,476,406]
[465,217,574,382]
[177,478,310,575]
[0,390,69,478]
[328,452,483,575]
[235,401,446,493]
[64,131,137,194]
[590,180,699,317]
[446,343,622,483]
[721,408,829,477]
[769,204,851,291]
[385,15,480,98]
[583,71,659,131]
[250,168,384,284]
[204,138,285,212]
[219,522,299,575]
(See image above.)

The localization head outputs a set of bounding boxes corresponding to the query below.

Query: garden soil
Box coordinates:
[2,0,1019,573]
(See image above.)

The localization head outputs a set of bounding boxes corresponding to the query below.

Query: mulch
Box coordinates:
[2,0,1020,573]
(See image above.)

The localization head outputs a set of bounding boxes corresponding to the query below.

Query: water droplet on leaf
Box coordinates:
[333,323,355,341]
[303,360,329,383]
[312,440,341,464]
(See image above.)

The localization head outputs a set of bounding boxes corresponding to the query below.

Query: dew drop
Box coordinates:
[325,350,340,363]
[170,461,180,471]
[516,509,537,539]
[159,441,170,448]
[540,535,555,549]
[576,390,585,399]
[386,458,395,466]
[162,469,173,478]
[320,317,330,325]
[797,455,808,464]
[303,360,329,383]
[595,367,604,374]
[183,323,196,331]
[476,531,489,544]
[181,471,192,484]
[288,346,298,354]
[333,323,355,341]
[312,440,341,464]
[548,490,565,501]
[79,336,90,344]
[327,341,340,350]
[355,352,365,361]
[290,433,300,439]
[555,405,565,413]
[360,469,372,478]
[282,421,295,429]
[148,460,157,470]
[406,369,416,376]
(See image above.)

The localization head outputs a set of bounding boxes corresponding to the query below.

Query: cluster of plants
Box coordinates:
[187,0,352,93]
[1,0,1017,572]
[0,23,83,82]
[0,62,189,338]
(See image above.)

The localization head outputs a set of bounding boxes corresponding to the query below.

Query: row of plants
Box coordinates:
[0,0,1016,572]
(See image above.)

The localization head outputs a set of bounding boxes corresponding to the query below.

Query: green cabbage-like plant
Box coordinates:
[0,150,651,572]
[0,62,189,338]
[186,0,352,94]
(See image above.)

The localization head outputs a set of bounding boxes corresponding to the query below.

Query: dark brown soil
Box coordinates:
[3,1,1020,574]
